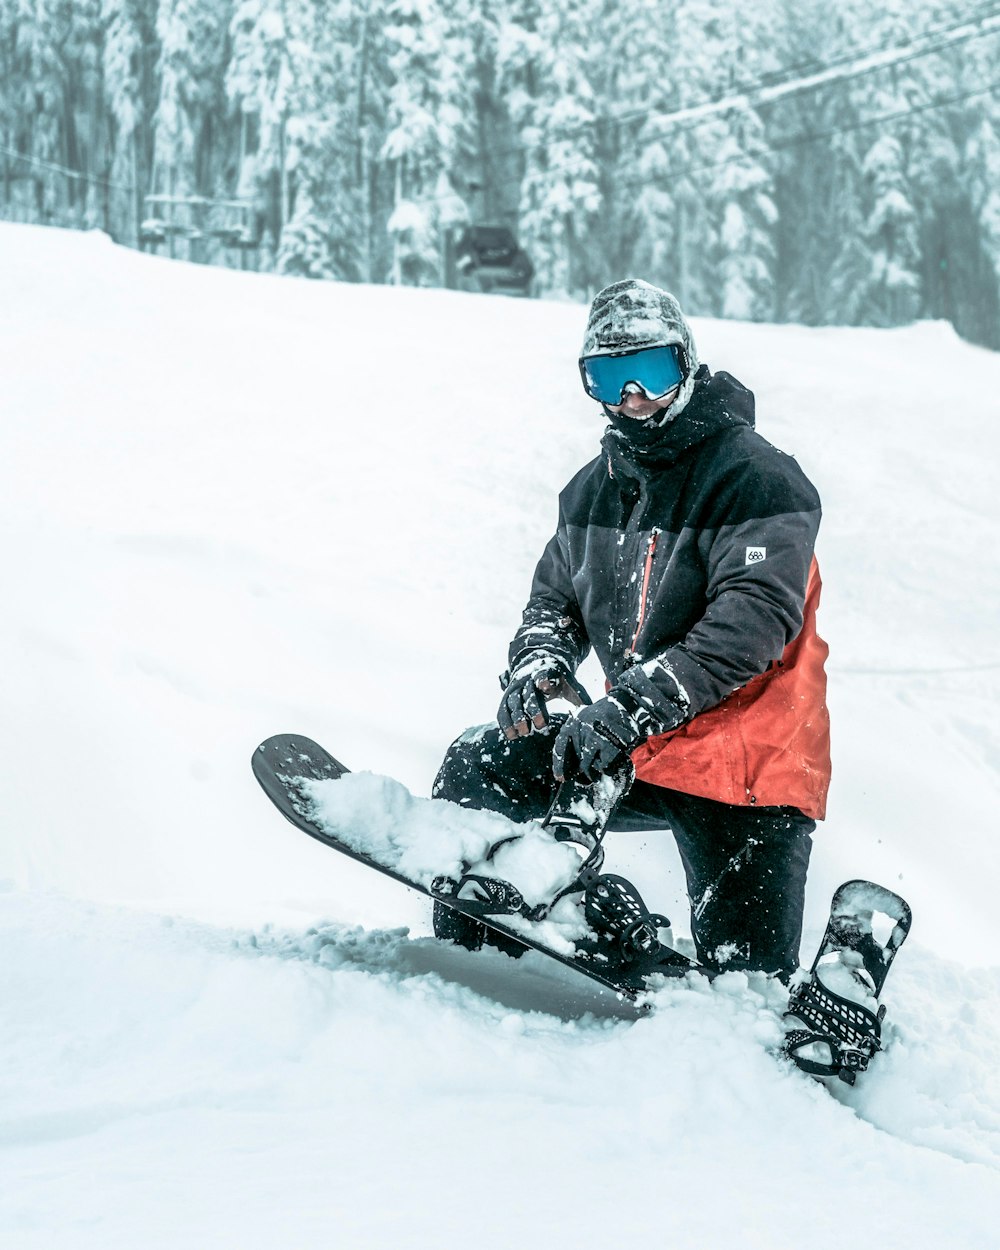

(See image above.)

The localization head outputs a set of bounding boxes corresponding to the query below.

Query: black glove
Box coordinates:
[552,693,647,783]
[498,655,579,740]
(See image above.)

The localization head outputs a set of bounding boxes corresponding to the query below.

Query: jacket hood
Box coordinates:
[602,367,756,478]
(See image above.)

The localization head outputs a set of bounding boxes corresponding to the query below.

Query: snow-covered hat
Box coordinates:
[581,279,700,419]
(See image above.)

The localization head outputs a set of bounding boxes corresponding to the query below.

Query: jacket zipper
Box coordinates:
[626,528,659,659]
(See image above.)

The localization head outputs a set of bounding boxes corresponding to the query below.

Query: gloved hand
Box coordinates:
[498,655,579,740]
[552,693,646,783]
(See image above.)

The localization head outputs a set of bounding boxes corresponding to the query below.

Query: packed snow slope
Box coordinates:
[2,224,999,1247]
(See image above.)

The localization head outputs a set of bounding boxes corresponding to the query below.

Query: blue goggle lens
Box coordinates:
[579,345,685,404]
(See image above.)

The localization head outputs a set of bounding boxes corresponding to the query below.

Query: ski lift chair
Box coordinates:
[138,218,168,246]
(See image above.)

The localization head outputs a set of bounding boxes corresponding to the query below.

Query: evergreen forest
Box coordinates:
[2,0,999,346]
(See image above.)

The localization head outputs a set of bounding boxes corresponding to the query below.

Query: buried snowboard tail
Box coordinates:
[782,880,912,1085]
[251,734,911,1080]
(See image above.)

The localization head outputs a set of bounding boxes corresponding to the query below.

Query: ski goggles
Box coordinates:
[579,344,686,405]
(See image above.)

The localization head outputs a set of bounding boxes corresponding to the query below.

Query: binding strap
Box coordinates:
[431,872,526,917]
[430,763,635,924]
[783,974,886,1086]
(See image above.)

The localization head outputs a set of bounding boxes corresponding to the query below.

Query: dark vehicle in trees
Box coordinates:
[452,225,535,297]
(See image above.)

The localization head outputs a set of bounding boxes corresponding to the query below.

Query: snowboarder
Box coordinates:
[432,279,831,979]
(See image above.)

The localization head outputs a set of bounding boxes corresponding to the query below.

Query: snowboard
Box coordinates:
[783,880,912,1084]
[251,733,702,1004]
[251,734,913,1065]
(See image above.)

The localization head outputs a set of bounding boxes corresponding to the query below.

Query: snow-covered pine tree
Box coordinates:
[381,0,472,286]
[2,0,64,222]
[859,130,921,326]
[448,0,508,226]
[947,11,1000,346]
[276,106,364,281]
[590,0,682,290]
[343,0,394,282]
[226,0,295,264]
[964,102,1000,342]
[759,0,846,325]
[49,0,106,228]
[820,133,872,326]
[271,0,365,280]
[101,0,149,239]
[708,2,778,322]
[500,0,599,298]
[647,0,739,317]
[850,2,922,327]
[152,0,233,260]
[713,109,777,321]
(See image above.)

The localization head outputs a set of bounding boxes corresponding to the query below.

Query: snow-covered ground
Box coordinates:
[2,223,999,1247]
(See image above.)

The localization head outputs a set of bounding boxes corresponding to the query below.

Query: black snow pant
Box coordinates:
[432,718,814,978]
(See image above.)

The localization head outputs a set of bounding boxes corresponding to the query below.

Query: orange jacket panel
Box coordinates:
[630,559,831,820]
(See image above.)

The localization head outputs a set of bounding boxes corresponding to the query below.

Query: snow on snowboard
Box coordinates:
[252,733,699,1000]
[252,733,911,1081]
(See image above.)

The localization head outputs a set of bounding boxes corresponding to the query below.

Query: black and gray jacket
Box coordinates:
[508,367,822,735]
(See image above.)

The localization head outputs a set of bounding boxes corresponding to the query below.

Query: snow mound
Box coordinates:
[3,888,1000,1249]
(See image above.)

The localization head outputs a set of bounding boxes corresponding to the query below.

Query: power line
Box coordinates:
[722,0,1000,96]
[602,7,1000,145]
[500,6,1000,184]
[462,7,999,208]
[393,8,1000,211]
[658,77,1000,182]
[0,144,135,194]
[511,78,1000,209]
[411,72,1000,213]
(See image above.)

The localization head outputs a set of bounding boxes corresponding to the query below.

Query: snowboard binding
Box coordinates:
[430,762,695,983]
[783,880,912,1086]
[783,978,886,1084]
[431,761,635,924]
[582,873,672,963]
[430,872,526,918]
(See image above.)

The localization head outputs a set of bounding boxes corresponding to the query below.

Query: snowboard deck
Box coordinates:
[251,733,704,1003]
[819,879,911,995]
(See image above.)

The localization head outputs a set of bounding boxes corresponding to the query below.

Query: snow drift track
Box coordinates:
[3,890,1000,1249]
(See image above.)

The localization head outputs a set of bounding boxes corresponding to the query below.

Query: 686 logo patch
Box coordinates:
[745,546,767,565]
